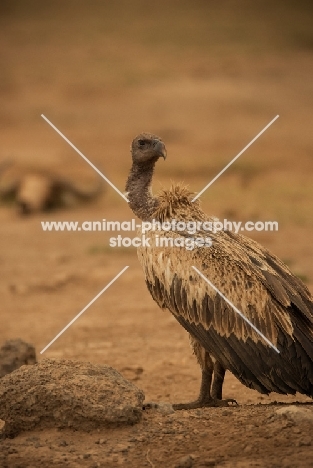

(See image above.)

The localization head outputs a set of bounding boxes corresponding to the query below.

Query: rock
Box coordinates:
[0,339,36,378]
[143,401,175,415]
[0,358,144,436]
[112,443,130,453]
[298,436,312,446]
[174,454,195,468]
[96,438,106,445]
[275,406,313,422]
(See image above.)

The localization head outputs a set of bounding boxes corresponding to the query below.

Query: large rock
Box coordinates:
[275,405,313,422]
[0,338,36,378]
[0,358,144,436]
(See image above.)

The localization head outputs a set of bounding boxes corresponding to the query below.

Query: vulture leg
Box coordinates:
[172,366,214,410]
[172,339,237,410]
[211,360,226,399]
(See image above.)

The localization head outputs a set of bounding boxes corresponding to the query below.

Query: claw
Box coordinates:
[142,402,159,410]
[173,398,238,410]
[224,398,238,406]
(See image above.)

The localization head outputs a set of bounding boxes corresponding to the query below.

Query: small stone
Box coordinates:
[298,436,311,446]
[162,429,176,434]
[174,454,195,468]
[113,443,130,453]
[275,406,313,422]
[143,401,175,415]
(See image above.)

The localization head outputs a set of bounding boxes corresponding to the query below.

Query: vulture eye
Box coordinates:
[138,139,147,147]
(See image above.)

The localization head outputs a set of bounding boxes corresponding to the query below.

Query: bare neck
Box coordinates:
[125,161,159,221]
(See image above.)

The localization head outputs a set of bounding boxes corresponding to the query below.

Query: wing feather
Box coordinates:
[139,229,296,347]
[138,186,313,395]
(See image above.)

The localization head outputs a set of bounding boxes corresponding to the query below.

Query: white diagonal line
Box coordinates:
[41,114,129,203]
[192,115,279,202]
[40,266,129,354]
[192,266,280,353]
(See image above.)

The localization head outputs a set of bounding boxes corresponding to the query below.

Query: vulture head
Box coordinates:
[131,133,167,165]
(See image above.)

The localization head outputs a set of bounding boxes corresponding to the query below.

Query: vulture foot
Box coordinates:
[172,398,238,410]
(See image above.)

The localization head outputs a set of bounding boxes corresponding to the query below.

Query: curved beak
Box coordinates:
[153,140,167,160]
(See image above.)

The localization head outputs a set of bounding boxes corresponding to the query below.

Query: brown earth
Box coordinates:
[0,1,313,467]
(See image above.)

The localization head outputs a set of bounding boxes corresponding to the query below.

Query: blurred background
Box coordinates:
[0,0,313,366]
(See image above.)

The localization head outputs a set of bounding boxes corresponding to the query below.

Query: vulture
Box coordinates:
[125,132,313,409]
[0,161,103,215]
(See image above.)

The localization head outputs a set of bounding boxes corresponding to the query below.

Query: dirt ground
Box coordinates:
[1,1,313,467]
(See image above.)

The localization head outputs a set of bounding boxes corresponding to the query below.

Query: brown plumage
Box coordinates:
[126,133,313,409]
[0,161,103,215]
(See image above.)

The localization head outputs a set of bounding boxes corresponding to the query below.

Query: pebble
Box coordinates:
[112,443,130,453]
[297,436,312,447]
[174,454,195,468]
[143,401,175,415]
[95,438,106,445]
[275,406,313,422]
